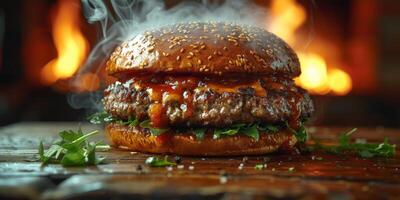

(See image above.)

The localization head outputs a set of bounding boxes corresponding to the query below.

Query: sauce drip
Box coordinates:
[125,74,303,130]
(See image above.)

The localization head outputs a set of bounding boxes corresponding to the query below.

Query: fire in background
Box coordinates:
[39,0,352,95]
[268,0,352,95]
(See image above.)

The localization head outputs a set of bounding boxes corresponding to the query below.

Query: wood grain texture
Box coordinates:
[0,122,400,199]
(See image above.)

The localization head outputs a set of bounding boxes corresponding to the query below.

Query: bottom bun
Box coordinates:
[106,123,297,156]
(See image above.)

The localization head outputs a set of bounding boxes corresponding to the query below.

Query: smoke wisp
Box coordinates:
[69,0,272,110]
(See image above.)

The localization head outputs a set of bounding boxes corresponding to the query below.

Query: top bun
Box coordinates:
[107,22,300,77]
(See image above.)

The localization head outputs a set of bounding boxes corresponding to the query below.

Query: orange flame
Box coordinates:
[41,0,89,85]
[269,0,352,95]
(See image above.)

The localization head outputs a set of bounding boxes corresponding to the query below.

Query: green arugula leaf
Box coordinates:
[86,143,95,164]
[59,130,83,143]
[192,128,206,140]
[128,118,139,127]
[241,125,260,141]
[88,111,116,124]
[145,156,176,167]
[61,149,86,167]
[213,124,245,139]
[62,130,99,149]
[257,124,279,133]
[286,122,308,143]
[139,120,168,136]
[254,164,264,170]
[294,125,308,143]
[38,141,45,162]
[38,129,109,167]
[213,123,279,140]
[309,128,396,158]
[338,128,357,146]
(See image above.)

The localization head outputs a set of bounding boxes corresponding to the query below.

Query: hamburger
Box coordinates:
[100,22,314,156]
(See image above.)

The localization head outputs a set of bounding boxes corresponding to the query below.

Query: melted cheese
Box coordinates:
[206,81,266,97]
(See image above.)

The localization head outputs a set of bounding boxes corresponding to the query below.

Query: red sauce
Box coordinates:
[124,74,301,129]
[287,90,303,130]
[156,132,173,144]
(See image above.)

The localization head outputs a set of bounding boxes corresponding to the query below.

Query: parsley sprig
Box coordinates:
[88,112,168,135]
[139,120,168,136]
[145,156,176,167]
[87,112,304,142]
[88,111,116,124]
[286,122,308,143]
[310,128,396,158]
[213,124,262,141]
[38,129,110,166]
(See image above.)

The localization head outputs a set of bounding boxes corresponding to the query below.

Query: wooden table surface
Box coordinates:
[0,122,399,200]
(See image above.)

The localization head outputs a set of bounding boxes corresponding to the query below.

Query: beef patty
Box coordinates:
[103,76,314,128]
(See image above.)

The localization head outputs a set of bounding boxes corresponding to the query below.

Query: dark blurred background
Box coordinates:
[0,0,400,127]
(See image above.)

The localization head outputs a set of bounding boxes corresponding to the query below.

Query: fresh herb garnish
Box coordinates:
[192,128,206,140]
[139,120,168,136]
[258,124,279,133]
[311,128,396,158]
[88,111,116,124]
[38,129,110,166]
[88,112,282,140]
[89,112,169,136]
[120,117,139,127]
[88,112,139,127]
[145,156,176,167]
[286,122,308,143]
[213,123,280,141]
[213,125,241,139]
[241,124,260,141]
[254,163,264,170]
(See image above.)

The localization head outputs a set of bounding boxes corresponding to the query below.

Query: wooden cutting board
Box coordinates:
[0,122,400,199]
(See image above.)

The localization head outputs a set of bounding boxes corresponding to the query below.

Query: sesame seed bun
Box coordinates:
[106,22,300,77]
[106,123,297,156]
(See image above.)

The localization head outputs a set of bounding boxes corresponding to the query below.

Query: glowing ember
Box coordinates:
[269,0,352,95]
[41,0,89,85]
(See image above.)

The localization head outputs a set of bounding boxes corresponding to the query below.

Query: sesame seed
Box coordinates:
[176,56,181,61]
[207,55,213,60]
[180,48,185,53]
[187,62,192,67]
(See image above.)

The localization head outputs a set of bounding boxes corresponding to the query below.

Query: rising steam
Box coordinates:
[68,0,271,111]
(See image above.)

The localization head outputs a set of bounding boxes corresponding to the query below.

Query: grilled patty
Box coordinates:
[103,77,314,128]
